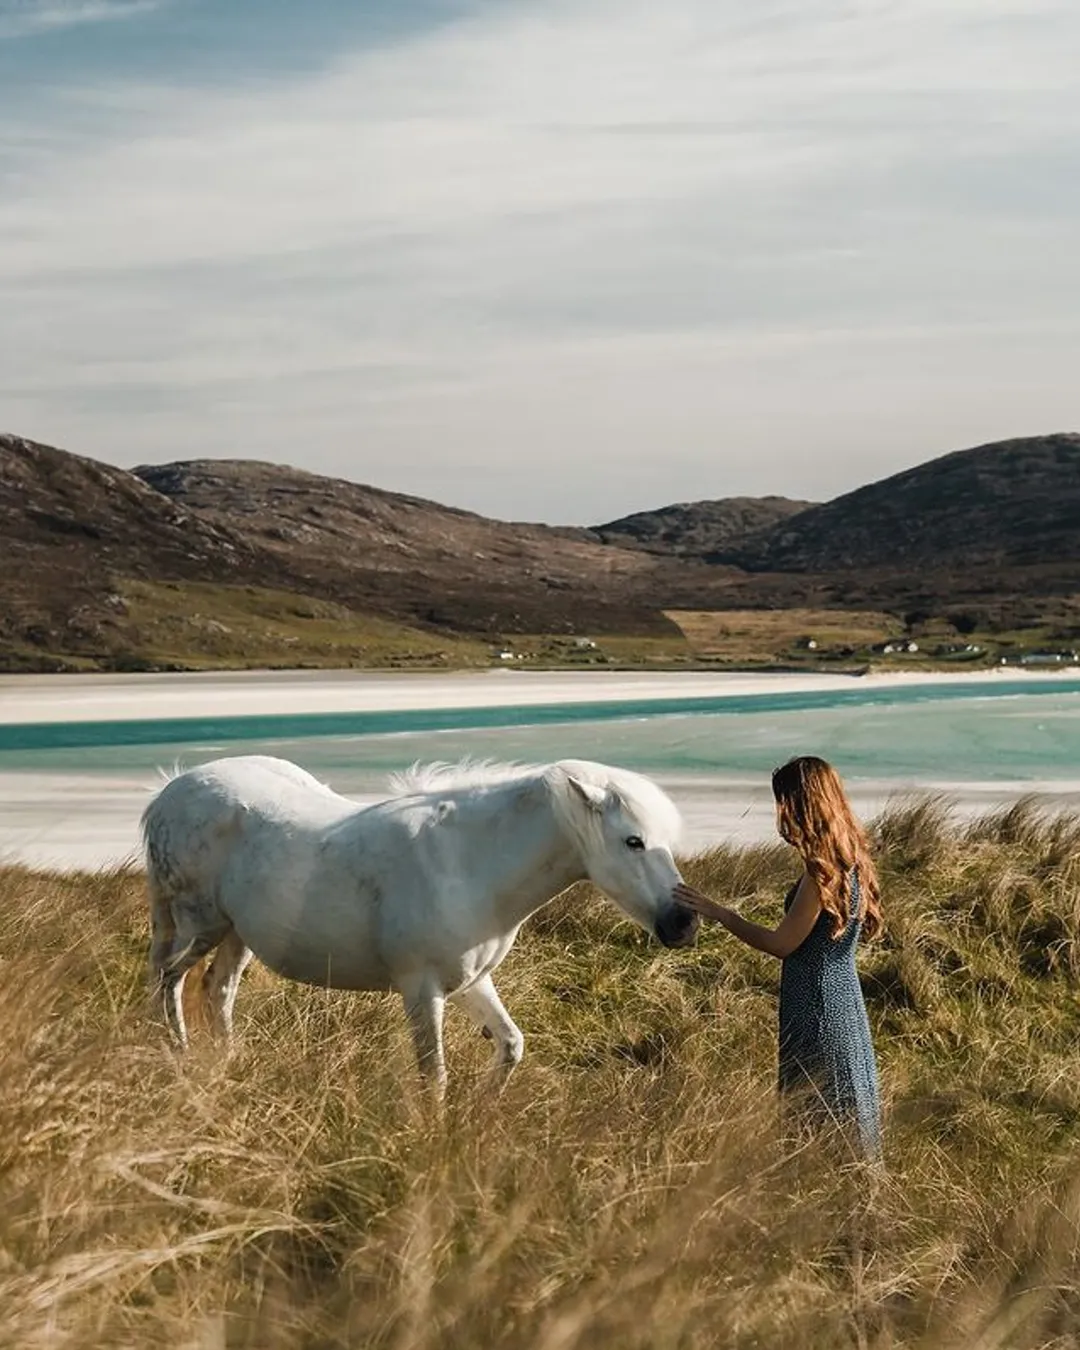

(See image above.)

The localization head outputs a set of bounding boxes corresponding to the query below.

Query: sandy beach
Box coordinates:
[0,664,1035,726]
[1,666,1077,870]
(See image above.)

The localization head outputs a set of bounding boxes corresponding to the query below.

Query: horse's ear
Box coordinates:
[566,775,607,813]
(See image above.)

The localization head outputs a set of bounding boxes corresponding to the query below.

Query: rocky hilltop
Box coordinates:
[724,434,1080,573]
[591,496,814,556]
[0,435,269,662]
[710,432,1080,626]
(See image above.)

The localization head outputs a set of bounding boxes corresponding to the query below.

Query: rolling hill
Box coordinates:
[133,458,672,636]
[0,435,704,670]
[709,432,1080,627]
[722,433,1080,573]
[2,430,1079,671]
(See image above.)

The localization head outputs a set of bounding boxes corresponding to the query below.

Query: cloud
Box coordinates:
[0,0,166,39]
[1,0,1079,520]
[6,0,1077,274]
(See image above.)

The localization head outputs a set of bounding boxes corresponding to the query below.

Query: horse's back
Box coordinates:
[142,755,351,887]
[185,754,342,804]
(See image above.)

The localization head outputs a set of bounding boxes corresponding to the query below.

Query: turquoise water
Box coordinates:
[3,678,1080,787]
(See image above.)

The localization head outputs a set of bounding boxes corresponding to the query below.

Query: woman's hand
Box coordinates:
[674,873,823,959]
[672,882,732,923]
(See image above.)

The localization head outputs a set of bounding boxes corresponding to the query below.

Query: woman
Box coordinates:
[674,756,882,1159]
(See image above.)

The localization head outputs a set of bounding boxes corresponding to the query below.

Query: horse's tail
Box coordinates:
[141,782,219,1035]
[142,791,177,989]
[145,872,176,988]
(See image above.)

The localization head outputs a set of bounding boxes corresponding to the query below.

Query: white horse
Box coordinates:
[142,754,697,1089]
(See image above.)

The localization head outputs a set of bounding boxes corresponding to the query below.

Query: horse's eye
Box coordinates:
[625,835,645,850]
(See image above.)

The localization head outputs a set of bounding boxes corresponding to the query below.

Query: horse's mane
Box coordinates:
[387,757,682,848]
[387,758,546,795]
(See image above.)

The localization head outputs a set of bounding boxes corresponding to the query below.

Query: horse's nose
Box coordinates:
[655,901,700,949]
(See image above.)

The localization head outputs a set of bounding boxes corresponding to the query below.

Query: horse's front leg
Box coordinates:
[399,976,447,1097]
[452,973,524,1087]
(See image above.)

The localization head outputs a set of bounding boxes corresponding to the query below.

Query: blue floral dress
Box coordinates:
[778,869,881,1158]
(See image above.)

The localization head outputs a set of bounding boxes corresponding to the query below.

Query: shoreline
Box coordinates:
[0,664,1072,727]
[2,667,1078,870]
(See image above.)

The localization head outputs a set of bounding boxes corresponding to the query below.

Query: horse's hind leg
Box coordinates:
[202,929,253,1043]
[157,945,209,1047]
[154,898,231,1048]
[452,974,524,1085]
[158,933,224,1048]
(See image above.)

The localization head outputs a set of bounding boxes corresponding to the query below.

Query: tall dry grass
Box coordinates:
[3,798,1080,1348]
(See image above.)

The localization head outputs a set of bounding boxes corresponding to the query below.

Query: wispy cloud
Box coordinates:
[1,0,1079,520]
[0,0,166,39]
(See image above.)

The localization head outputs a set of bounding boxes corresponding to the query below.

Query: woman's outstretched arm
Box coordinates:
[673,874,823,960]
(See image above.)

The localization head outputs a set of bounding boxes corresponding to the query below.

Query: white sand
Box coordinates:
[1,667,1077,870]
[5,767,1079,873]
[0,664,1048,726]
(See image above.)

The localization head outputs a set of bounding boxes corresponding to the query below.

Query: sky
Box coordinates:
[2,0,1079,524]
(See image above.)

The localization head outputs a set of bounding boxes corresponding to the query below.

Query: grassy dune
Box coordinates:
[4,800,1080,1347]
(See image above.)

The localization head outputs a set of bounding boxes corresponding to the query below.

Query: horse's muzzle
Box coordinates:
[655,902,700,949]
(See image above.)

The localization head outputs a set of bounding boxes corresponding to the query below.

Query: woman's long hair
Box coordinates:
[771,756,882,940]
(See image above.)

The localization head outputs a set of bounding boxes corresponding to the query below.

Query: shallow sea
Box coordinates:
[3,676,1079,785]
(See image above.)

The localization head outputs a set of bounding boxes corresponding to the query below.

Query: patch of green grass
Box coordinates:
[668,607,901,662]
[105,578,493,671]
[4,799,1080,1345]
[0,645,103,673]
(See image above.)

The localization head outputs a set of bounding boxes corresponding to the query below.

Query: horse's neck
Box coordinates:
[472,781,586,930]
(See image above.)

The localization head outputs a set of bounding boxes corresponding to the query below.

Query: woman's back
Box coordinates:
[778,870,880,1157]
